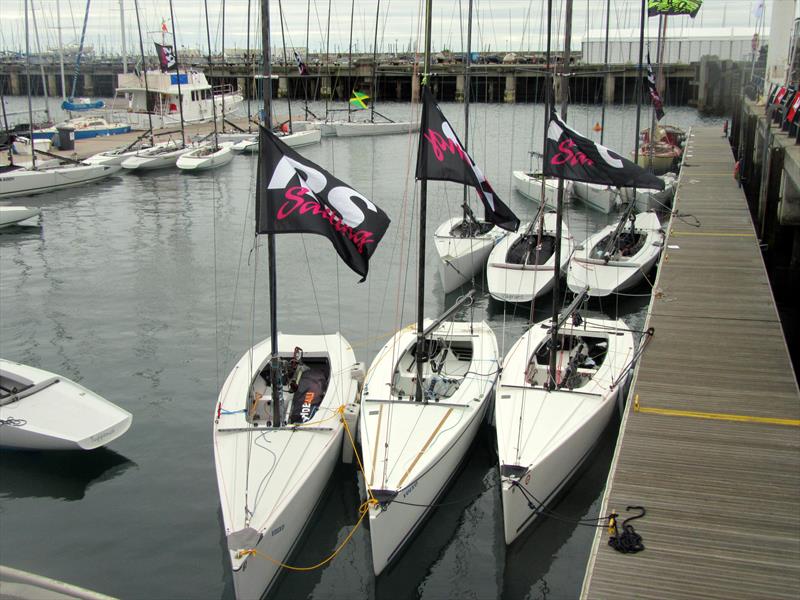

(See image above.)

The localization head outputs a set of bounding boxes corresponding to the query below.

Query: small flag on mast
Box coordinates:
[349,91,370,109]
[645,53,665,121]
[293,51,309,76]
[161,20,169,33]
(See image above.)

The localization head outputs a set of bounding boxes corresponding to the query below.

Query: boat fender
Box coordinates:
[341,403,360,464]
[350,362,365,383]
[281,122,290,133]
[607,506,646,554]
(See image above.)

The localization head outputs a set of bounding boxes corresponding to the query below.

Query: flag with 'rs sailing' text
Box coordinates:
[294,51,309,76]
[155,43,177,72]
[645,53,665,121]
[416,86,520,232]
[256,126,391,281]
[542,111,665,190]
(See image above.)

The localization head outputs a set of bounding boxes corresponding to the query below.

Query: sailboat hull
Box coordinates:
[360,321,498,575]
[433,217,505,294]
[512,171,572,208]
[334,121,420,137]
[486,214,573,303]
[572,181,619,213]
[214,333,360,600]
[495,318,634,545]
[121,144,193,170]
[0,164,121,199]
[567,211,664,296]
[0,206,40,227]
[176,142,236,171]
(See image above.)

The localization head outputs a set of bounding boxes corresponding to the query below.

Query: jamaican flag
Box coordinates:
[350,91,369,110]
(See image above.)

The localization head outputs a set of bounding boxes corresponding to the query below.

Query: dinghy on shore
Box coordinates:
[0,359,132,450]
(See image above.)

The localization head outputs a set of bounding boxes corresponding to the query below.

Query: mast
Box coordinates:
[415,0,433,403]
[460,0,473,220]
[369,0,381,123]
[346,0,356,122]
[647,14,665,167]
[69,0,92,100]
[547,0,573,391]
[168,0,186,145]
[277,0,293,134]
[599,0,610,145]
[57,1,66,100]
[324,0,332,119]
[24,0,36,170]
[203,0,220,149]
[132,0,154,145]
[260,0,281,427]
[120,0,127,75]
[246,0,252,131]
[530,0,552,326]
[632,0,646,183]
[304,0,311,120]
[221,0,226,132]
[31,0,51,123]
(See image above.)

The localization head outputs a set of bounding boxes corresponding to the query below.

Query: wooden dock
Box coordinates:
[581,127,800,599]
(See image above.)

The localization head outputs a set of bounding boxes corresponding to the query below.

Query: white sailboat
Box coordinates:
[359,5,502,575]
[567,210,664,297]
[0,358,132,450]
[360,317,498,574]
[486,212,573,303]
[333,120,420,137]
[231,128,322,153]
[495,0,636,547]
[120,139,193,170]
[495,315,634,544]
[0,162,121,199]
[176,141,235,171]
[213,4,391,595]
[620,171,677,212]
[513,170,572,208]
[432,0,506,294]
[0,205,40,227]
[214,334,362,598]
[572,181,620,213]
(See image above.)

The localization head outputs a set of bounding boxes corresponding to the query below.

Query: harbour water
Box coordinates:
[0,99,722,599]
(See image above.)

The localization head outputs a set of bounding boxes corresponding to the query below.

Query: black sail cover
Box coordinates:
[416,86,520,232]
[542,112,665,191]
[256,126,391,281]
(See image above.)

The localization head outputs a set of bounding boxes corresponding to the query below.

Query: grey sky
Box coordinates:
[0,0,784,56]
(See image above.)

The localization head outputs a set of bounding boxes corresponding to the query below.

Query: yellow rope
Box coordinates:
[238,405,378,571]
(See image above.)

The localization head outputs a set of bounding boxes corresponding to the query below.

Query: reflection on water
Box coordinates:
[0,448,135,501]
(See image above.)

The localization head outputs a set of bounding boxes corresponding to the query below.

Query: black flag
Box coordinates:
[257,126,391,281]
[542,112,665,191]
[294,51,309,76]
[645,53,665,121]
[416,86,519,232]
[155,43,177,72]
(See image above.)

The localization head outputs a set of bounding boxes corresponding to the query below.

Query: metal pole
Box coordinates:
[347,0,355,122]
[277,0,292,133]
[31,0,51,123]
[324,0,332,119]
[69,0,92,100]
[461,0,473,218]
[168,0,185,145]
[246,0,252,130]
[120,0,127,75]
[633,0,646,170]
[132,0,154,145]
[370,0,381,123]
[221,0,226,132]
[260,0,281,427]
[600,0,610,145]
[57,1,66,100]
[416,0,433,403]
[548,0,573,391]
[203,0,220,149]
[25,0,36,170]
[531,0,552,325]
[304,0,311,120]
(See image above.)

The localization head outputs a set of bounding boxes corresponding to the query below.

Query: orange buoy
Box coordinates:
[593,122,603,132]
[281,122,289,133]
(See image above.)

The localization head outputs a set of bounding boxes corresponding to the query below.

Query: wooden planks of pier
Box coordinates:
[582,127,800,599]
